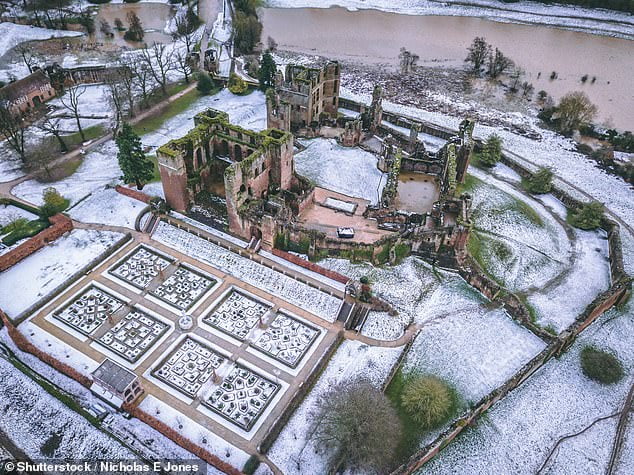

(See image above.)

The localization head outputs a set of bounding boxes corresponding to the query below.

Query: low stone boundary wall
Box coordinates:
[270,249,349,284]
[114,185,154,204]
[121,404,244,475]
[258,332,344,454]
[0,309,92,387]
[0,213,73,272]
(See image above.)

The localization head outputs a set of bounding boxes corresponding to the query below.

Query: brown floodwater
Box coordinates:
[94,3,174,47]
[261,7,634,130]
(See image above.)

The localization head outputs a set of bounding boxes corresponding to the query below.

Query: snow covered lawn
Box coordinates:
[467,168,572,292]
[68,187,146,229]
[423,303,634,474]
[0,355,133,460]
[0,229,125,319]
[13,141,121,206]
[267,339,404,474]
[295,138,384,204]
[141,89,266,151]
[153,222,342,322]
[528,228,611,333]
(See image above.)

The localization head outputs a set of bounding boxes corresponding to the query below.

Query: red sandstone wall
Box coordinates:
[114,185,153,204]
[0,213,73,272]
[0,310,92,387]
[271,248,349,284]
[123,405,244,475]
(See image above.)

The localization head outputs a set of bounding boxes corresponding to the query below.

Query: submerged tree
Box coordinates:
[313,380,402,472]
[465,37,490,75]
[124,11,144,42]
[555,91,598,135]
[116,123,154,190]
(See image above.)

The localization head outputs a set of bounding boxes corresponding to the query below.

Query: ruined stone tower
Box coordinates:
[456,118,475,184]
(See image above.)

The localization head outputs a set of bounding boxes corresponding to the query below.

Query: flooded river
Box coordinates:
[261,7,634,129]
[94,2,173,47]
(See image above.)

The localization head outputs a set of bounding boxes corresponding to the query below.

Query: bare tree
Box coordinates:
[0,100,26,161]
[127,58,155,109]
[172,10,198,54]
[104,78,127,133]
[141,43,175,96]
[521,81,535,100]
[15,44,40,74]
[174,49,193,84]
[556,91,598,134]
[38,116,68,152]
[314,380,402,472]
[59,85,87,142]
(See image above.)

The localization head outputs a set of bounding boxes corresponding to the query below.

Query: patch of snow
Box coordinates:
[423,303,634,474]
[295,138,385,204]
[68,187,146,229]
[0,204,37,227]
[0,22,82,58]
[0,229,124,319]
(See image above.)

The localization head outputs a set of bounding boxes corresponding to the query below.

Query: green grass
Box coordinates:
[63,124,107,147]
[146,155,161,183]
[132,86,220,136]
[499,198,544,228]
[467,231,504,286]
[456,173,481,195]
[1,219,49,246]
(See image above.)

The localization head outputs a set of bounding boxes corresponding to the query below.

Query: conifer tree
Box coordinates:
[116,123,154,190]
[258,52,277,91]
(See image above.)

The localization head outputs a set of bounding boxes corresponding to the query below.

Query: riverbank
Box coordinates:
[264,0,634,40]
[262,7,634,129]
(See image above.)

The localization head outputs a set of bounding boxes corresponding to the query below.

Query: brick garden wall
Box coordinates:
[122,403,244,475]
[114,185,154,204]
[271,248,349,284]
[0,213,73,272]
[0,309,92,387]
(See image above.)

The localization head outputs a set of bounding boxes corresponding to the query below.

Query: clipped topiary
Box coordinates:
[580,346,624,385]
[401,375,455,428]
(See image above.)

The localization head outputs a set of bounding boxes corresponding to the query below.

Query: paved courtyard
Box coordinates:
[25,226,343,450]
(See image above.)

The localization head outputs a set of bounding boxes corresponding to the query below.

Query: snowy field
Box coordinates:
[528,228,611,332]
[467,168,572,292]
[0,22,82,58]
[153,222,343,322]
[47,84,114,132]
[0,354,133,460]
[423,303,634,475]
[295,138,385,204]
[68,187,146,229]
[0,204,37,227]
[403,304,546,407]
[264,0,634,39]
[267,339,404,474]
[0,229,124,319]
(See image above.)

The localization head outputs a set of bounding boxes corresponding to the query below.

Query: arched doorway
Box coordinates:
[234,144,242,161]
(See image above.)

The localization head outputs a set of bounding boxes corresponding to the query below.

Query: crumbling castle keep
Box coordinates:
[157,61,475,264]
